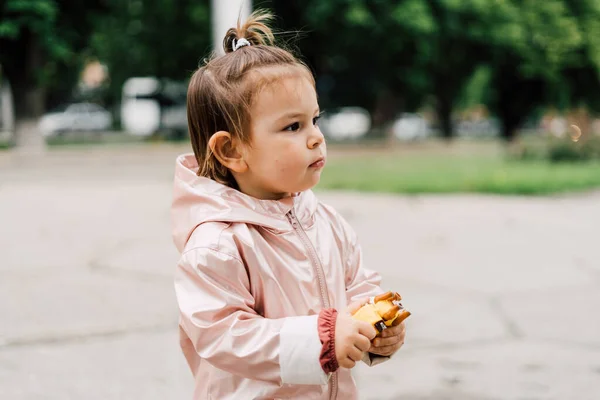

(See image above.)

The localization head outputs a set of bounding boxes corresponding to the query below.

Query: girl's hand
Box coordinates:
[335,299,377,369]
[369,321,406,356]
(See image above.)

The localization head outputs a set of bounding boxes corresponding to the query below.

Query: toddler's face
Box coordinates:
[240,74,326,199]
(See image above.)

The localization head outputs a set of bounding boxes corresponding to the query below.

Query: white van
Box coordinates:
[121,77,188,137]
[121,77,162,136]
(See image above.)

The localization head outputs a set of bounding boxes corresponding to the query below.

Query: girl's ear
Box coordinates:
[208,131,248,173]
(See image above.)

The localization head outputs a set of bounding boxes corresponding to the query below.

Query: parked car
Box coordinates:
[39,102,113,137]
[320,107,371,140]
[121,77,187,137]
[455,118,500,138]
[392,113,430,141]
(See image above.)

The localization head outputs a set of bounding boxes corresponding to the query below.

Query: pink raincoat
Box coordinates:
[172,154,388,399]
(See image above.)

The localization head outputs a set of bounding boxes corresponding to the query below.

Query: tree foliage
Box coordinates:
[2,0,600,142]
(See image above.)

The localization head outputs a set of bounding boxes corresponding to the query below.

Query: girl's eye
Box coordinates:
[313,115,321,126]
[284,122,301,132]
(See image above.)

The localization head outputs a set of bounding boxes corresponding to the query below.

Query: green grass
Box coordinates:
[317,153,600,195]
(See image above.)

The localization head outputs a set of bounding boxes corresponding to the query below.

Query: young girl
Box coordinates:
[172,11,406,399]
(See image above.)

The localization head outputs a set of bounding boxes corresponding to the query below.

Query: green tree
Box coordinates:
[484,0,582,140]
[419,0,497,139]
[266,0,432,135]
[266,0,520,139]
[269,0,598,141]
[559,0,600,114]
[0,0,106,143]
[90,0,211,106]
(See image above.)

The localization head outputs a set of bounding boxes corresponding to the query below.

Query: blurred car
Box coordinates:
[392,113,430,141]
[121,77,187,137]
[320,107,371,140]
[121,77,161,136]
[39,102,113,137]
[455,118,500,138]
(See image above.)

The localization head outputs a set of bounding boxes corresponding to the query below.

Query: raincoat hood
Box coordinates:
[171,153,318,253]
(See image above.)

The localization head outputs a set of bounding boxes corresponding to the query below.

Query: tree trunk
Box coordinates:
[497,94,530,142]
[436,94,454,141]
[8,30,46,151]
[500,118,520,142]
[497,99,524,142]
[372,90,403,142]
[493,64,545,143]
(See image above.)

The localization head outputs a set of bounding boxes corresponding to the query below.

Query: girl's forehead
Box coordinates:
[252,75,317,113]
[248,64,315,96]
[250,63,313,82]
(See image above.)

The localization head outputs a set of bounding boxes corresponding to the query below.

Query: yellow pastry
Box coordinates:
[352,291,411,335]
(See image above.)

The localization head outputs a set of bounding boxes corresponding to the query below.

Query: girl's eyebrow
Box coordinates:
[278,112,304,121]
[276,108,321,122]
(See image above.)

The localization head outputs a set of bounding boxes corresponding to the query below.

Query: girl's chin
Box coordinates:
[275,173,323,195]
[299,177,322,192]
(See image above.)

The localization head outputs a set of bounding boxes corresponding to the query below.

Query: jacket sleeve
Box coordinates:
[341,220,391,367]
[343,222,384,304]
[175,246,330,385]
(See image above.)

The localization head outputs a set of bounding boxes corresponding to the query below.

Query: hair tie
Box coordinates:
[232,38,251,52]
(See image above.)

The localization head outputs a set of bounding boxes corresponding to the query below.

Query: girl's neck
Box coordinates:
[235,178,291,201]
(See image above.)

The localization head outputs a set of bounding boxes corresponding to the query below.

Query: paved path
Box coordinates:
[1,145,598,399]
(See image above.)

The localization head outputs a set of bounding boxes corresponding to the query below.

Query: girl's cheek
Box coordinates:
[272,158,286,174]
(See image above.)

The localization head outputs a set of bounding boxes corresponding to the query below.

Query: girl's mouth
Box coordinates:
[309,157,326,168]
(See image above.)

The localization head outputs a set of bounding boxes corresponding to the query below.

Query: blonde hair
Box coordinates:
[186,10,315,187]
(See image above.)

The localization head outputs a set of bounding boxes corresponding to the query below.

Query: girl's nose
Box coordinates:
[308,127,324,149]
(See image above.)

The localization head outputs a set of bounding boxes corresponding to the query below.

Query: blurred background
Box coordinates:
[1,1,599,399]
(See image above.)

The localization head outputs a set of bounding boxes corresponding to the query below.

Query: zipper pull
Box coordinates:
[287,212,298,228]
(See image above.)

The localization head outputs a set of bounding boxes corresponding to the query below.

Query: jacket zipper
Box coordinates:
[287,208,338,400]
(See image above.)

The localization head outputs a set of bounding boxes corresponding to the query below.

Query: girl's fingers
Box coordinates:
[369,343,402,356]
[372,334,402,348]
[380,323,405,338]
[348,347,364,362]
[355,335,372,352]
[339,358,356,369]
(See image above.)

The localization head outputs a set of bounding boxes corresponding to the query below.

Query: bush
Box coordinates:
[548,140,590,162]
[514,135,600,163]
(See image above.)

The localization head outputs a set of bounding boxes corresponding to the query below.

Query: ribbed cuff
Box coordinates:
[318,308,339,374]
